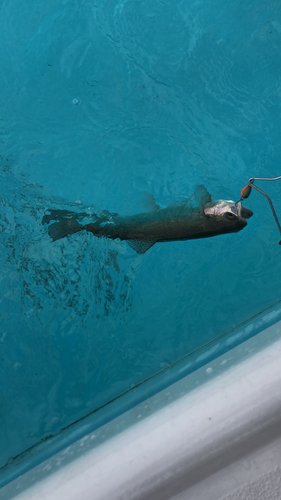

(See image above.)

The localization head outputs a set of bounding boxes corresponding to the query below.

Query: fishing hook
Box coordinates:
[239,176,281,245]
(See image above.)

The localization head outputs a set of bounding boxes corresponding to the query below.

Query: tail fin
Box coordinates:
[42,210,83,241]
[48,220,82,241]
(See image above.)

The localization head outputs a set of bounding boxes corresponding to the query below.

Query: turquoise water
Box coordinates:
[1,0,281,476]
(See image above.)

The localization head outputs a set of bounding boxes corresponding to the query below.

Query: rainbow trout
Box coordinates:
[42,186,253,254]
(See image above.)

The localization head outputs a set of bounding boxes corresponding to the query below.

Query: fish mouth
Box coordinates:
[203,200,253,222]
[237,202,253,220]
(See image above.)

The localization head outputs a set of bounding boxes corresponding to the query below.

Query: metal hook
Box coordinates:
[247,176,281,245]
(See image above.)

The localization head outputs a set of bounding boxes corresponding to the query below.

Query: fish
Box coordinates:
[42,185,253,254]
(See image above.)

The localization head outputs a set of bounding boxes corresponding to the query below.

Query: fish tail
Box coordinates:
[47,220,82,241]
[42,210,83,241]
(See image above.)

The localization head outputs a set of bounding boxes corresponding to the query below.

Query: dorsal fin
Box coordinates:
[127,239,156,254]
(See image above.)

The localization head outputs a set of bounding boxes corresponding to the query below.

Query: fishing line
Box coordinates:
[238,176,281,245]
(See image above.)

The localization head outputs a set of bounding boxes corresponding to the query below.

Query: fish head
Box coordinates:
[203,200,253,234]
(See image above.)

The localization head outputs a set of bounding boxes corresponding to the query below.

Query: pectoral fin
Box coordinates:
[143,192,160,212]
[193,185,212,206]
[127,239,156,254]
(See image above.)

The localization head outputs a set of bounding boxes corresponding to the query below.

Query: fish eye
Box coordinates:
[224,212,236,221]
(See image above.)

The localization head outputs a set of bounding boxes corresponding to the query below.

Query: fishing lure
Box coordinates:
[239,176,281,245]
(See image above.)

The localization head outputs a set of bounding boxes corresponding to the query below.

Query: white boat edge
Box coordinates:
[1,317,281,500]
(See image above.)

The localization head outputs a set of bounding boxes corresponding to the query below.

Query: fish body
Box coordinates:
[42,186,253,254]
